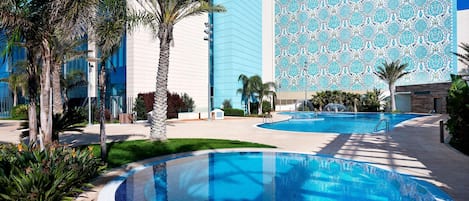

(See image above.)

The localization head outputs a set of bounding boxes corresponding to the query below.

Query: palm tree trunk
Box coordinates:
[13,92,17,107]
[258,100,263,115]
[389,84,396,111]
[99,62,107,162]
[27,53,38,146]
[52,62,63,114]
[40,39,53,145]
[150,30,170,141]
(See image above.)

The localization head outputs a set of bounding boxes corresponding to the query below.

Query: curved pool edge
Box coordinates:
[94,148,279,201]
[97,149,453,201]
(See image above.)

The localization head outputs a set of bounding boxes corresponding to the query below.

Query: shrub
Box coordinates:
[262,100,272,113]
[11,104,28,120]
[222,99,232,109]
[133,97,147,120]
[447,75,469,155]
[0,144,104,200]
[138,91,194,119]
[20,107,86,141]
[223,108,245,116]
[181,93,195,112]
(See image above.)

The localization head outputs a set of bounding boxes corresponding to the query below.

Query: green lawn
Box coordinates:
[87,138,275,168]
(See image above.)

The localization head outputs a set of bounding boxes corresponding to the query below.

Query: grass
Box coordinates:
[86,138,276,168]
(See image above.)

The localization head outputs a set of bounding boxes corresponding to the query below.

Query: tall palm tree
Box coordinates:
[1,0,42,144]
[374,60,410,111]
[1,0,97,145]
[128,0,225,141]
[93,0,127,162]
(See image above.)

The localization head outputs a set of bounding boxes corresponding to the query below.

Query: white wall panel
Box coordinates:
[126,0,208,112]
[457,9,469,73]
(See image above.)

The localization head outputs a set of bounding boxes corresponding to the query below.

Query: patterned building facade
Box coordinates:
[274,0,457,96]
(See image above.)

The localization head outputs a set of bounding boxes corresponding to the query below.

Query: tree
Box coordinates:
[311,91,326,111]
[1,0,96,146]
[92,0,127,162]
[61,70,87,110]
[0,71,26,107]
[128,1,225,141]
[237,74,252,114]
[1,0,42,145]
[249,75,276,115]
[374,60,410,111]
[51,37,89,115]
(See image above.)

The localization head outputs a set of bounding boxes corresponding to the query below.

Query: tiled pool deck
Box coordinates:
[1,113,468,200]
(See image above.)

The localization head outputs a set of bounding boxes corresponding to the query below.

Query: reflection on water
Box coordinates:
[115,152,450,201]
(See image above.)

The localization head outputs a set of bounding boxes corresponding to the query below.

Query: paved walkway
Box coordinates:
[1,114,468,200]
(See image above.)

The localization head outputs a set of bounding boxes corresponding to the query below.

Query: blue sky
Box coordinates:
[458,0,469,10]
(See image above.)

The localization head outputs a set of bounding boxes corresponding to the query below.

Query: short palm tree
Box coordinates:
[237,74,252,114]
[0,70,26,107]
[374,60,410,111]
[128,0,225,141]
[311,91,326,111]
[51,37,90,115]
[249,75,276,114]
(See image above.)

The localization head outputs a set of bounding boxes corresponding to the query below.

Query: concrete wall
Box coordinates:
[262,0,275,83]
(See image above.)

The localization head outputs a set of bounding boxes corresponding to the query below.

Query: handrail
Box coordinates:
[374,118,390,132]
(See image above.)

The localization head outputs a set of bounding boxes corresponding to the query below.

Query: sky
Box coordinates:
[458,0,469,10]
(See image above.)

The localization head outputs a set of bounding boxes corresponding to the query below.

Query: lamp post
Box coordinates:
[87,58,98,126]
[204,21,213,121]
[303,61,308,111]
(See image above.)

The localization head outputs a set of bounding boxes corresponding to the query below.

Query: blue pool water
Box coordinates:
[113,152,451,201]
[258,112,425,133]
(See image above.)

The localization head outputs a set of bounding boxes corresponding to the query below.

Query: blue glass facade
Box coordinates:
[275,0,458,93]
[104,34,127,116]
[212,0,263,110]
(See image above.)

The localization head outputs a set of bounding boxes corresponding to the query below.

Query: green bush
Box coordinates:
[0,144,104,200]
[223,108,245,116]
[11,104,28,120]
[262,101,272,113]
[447,75,469,155]
[19,107,86,141]
[133,97,147,120]
[222,99,232,109]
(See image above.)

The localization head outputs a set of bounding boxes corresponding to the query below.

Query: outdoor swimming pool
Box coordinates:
[258,112,425,133]
[104,151,451,201]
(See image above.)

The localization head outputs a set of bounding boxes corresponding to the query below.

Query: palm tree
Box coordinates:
[128,1,225,141]
[61,70,87,110]
[51,37,89,115]
[0,71,26,107]
[374,60,410,111]
[311,91,326,111]
[1,0,96,145]
[93,0,127,162]
[237,74,252,114]
[1,0,42,144]
[249,75,276,115]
